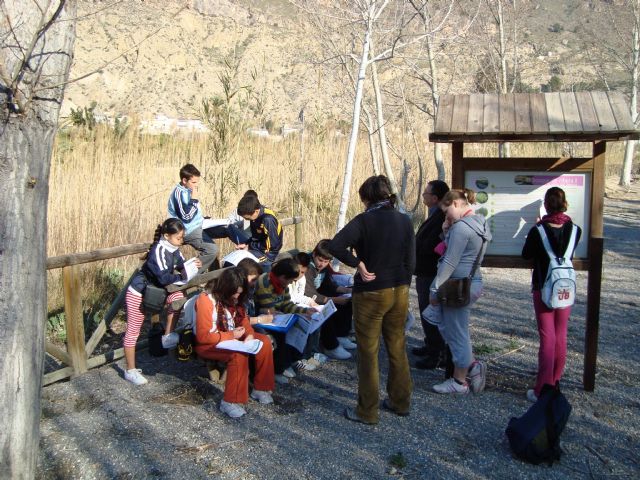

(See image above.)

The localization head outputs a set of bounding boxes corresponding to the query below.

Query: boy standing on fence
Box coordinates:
[168,164,217,270]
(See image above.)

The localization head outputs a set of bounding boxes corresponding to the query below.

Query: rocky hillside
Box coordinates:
[63,0,631,125]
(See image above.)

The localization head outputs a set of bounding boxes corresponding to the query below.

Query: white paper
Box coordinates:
[222,249,260,266]
[311,300,336,323]
[216,339,263,354]
[202,218,230,229]
[285,319,312,353]
[172,258,200,286]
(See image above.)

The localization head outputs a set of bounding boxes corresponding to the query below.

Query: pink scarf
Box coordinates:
[540,212,571,225]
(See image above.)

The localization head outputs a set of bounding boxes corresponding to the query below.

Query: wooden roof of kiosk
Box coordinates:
[429,91,639,143]
[428,91,640,392]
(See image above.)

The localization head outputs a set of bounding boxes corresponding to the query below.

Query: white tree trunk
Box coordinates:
[0,2,77,477]
[363,107,381,175]
[620,0,640,187]
[336,27,371,231]
[371,57,398,193]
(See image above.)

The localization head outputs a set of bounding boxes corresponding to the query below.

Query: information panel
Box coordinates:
[465,170,590,258]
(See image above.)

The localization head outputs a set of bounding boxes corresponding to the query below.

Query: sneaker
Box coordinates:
[250,389,274,404]
[432,378,469,394]
[526,389,538,403]
[344,407,377,425]
[220,400,246,418]
[325,345,352,360]
[161,332,179,349]
[337,337,357,350]
[274,374,290,385]
[306,357,322,368]
[294,359,318,372]
[282,367,296,378]
[124,368,148,385]
[382,398,410,417]
[313,353,330,364]
[467,361,487,394]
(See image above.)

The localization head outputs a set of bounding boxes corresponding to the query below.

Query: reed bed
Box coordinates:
[46,124,626,313]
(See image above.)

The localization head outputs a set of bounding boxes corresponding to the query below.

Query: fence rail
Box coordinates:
[43,216,303,386]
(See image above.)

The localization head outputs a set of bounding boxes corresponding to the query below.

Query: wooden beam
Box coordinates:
[583,140,606,391]
[428,131,640,143]
[48,243,149,270]
[451,143,464,189]
[63,265,88,376]
[45,341,71,366]
[43,367,74,386]
[463,157,593,172]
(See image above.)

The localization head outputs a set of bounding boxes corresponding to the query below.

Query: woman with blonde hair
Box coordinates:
[429,188,491,395]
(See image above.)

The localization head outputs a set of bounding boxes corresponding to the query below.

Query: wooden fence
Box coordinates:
[43,217,303,386]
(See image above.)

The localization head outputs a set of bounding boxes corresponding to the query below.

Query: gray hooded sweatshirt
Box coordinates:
[432,214,492,291]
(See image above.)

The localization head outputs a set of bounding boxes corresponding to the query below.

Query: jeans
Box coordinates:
[353,285,413,423]
[415,275,446,355]
[184,226,217,270]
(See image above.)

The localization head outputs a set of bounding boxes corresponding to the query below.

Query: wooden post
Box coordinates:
[62,265,88,376]
[451,142,464,188]
[583,141,606,391]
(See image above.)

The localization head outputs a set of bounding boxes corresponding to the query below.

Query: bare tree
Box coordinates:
[0,1,77,477]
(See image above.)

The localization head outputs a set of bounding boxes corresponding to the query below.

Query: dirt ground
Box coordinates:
[37,177,640,480]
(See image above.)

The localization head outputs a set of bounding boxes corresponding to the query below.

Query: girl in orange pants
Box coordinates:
[195,268,275,418]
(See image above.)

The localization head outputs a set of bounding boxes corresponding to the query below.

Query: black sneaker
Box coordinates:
[411,345,430,356]
[414,355,441,370]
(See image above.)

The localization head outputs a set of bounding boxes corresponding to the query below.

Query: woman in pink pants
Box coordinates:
[522,187,581,402]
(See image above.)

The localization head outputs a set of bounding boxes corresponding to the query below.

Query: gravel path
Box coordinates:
[37,186,640,480]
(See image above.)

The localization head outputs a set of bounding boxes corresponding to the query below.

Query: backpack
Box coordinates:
[505,384,572,465]
[537,224,578,309]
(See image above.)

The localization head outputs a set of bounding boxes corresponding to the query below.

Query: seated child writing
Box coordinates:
[194,268,275,419]
[236,193,283,271]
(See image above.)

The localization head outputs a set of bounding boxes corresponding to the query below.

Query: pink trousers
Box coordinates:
[532,290,571,396]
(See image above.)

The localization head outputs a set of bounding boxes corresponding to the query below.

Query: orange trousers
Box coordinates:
[195,332,274,403]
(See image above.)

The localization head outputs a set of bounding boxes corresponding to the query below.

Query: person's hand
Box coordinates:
[332,296,349,305]
[357,262,376,282]
[233,327,245,339]
[193,258,202,268]
[255,314,273,324]
[309,299,320,308]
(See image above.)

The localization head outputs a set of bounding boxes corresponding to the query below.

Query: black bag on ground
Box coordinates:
[148,322,168,357]
[142,284,167,313]
[505,383,571,465]
[177,328,194,361]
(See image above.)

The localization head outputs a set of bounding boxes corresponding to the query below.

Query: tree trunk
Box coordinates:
[336,26,371,231]
[363,107,381,175]
[620,1,639,187]
[370,56,397,194]
[0,2,77,478]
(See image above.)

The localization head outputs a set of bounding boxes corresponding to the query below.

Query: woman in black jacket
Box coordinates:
[328,175,415,424]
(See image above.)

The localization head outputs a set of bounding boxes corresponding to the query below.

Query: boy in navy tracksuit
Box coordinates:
[167,164,216,270]
[236,194,283,271]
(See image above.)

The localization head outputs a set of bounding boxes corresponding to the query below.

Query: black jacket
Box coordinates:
[327,206,415,293]
[414,208,445,277]
[522,221,582,290]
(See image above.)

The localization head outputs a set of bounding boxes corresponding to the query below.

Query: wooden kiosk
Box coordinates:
[429,91,639,391]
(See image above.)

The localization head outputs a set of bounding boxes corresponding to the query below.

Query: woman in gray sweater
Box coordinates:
[429,189,491,395]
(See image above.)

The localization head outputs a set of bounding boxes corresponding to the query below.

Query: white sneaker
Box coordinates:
[250,389,274,404]
[220,400,246,418]
[282,367,296,378]
[337,337,357,350]
[161,332,179,349]
[433,378,469,394]
[274,374,290,385]
[526,389,538,403]
[325,345,352,360]
[313,353,330,364]
[124,368,148,385]
[294,359,318,372]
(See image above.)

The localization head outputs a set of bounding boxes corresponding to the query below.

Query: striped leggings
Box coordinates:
[124,288,184,347]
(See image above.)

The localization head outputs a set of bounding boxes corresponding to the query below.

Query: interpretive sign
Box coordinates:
[465,170,590,258]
